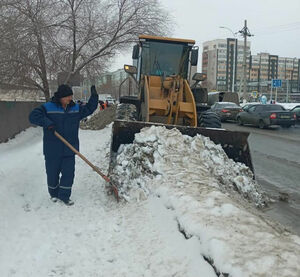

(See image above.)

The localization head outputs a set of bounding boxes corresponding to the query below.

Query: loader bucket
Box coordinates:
[109,120,254,173]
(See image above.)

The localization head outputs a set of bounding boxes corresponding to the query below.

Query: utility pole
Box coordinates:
[238,20,253,101]
[258,55,261,94]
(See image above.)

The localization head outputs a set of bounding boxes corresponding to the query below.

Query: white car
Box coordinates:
[106,96,116,105]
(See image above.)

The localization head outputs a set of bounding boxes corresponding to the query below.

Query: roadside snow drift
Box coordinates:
[0,125,299,277]
[110,126,300,276]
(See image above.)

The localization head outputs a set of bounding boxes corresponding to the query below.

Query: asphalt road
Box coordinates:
[222,122,300,235]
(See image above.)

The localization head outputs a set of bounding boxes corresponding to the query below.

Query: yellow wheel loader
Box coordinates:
[110,35,253,174]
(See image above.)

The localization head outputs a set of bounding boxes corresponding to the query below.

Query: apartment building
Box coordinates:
[202,39,251,92]
[203,38,300,97]
[249,53,300,93]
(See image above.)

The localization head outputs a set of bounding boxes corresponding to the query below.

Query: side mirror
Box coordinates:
[124,64,137,74]
[192,72,207,81]
[132,44,139,60]
[191,47,199,66]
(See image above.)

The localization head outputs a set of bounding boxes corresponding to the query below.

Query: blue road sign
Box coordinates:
[272,79,282,88]
[83,89,88,94]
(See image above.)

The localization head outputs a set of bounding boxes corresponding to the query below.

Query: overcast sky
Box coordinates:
[111,0,300,71]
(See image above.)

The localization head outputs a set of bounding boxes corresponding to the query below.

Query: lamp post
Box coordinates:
[219,26,237,93]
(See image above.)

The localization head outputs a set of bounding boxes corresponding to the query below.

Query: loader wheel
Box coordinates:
[198,112,221,128]
[115,103,137,121]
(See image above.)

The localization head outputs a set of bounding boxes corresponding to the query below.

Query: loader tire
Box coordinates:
[198,112,221,128]
[115,103,137,121]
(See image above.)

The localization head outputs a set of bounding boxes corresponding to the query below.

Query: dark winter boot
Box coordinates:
[50,197,58,203]
[59,198,74,206]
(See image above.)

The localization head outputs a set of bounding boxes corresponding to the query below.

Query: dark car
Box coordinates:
[209,102,242,122]
[236,104,295,128]
[290,105,300,123]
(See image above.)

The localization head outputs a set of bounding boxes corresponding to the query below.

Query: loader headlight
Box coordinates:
[124,65,137,74]
[192,73,207,81]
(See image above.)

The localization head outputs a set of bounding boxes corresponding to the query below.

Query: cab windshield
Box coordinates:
[140,41,190,78]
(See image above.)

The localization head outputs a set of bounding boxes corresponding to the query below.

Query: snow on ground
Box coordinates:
[1,125,300,276]
[0,126,215,277]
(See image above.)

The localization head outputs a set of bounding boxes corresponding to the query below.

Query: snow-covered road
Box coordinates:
[0,125,299,277]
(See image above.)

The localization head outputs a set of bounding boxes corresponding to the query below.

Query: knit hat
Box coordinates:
[54,84,73,99]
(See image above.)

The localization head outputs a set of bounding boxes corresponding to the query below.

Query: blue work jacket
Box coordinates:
[29,94,98,157]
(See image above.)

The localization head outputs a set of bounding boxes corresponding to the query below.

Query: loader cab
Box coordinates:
[132,35,198,83]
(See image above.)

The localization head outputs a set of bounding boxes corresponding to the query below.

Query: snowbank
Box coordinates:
[80,105,116,130]
[111,126,268,207]
[110,126,300,276]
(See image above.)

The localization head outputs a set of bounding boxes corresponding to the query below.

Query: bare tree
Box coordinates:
[0,0,63,100]
[0,0,172,101]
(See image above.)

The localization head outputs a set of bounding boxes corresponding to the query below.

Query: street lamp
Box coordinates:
[219,26,237,93]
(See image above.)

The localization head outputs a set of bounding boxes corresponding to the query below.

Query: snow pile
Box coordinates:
[155,185,300,277]
[111,126,268,207]
[110,126,300,276]
[80,105,116,130]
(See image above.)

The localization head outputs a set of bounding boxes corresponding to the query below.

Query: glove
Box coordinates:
[91,85,97,95]
[47,125,56,133]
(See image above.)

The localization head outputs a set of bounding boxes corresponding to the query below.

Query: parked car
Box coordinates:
[290,105,300,123]
[236,104,295,128]
[209,102,242,122]
[106,96,116,106]
[241,103,256,111]
[99,94,116,106]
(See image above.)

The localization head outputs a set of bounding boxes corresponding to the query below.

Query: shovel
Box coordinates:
[54,131,119,201]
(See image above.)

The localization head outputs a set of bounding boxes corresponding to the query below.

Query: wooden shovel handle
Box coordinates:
[54,131,110,183]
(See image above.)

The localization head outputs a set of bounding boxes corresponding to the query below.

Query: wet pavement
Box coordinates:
[223,123,300,235]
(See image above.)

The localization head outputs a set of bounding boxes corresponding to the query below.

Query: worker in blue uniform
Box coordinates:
[29,84,99,205]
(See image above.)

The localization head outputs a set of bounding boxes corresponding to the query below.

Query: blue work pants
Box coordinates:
[45,156,75,201]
